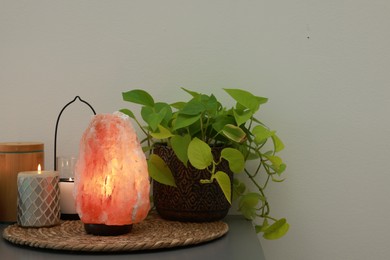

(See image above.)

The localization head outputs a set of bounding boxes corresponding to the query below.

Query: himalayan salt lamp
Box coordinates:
[74,112,150,236]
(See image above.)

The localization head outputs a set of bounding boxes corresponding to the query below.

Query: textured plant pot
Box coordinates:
[153,145,233,222]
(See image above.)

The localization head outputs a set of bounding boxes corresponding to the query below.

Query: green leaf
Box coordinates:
[180,99,205,115]
[233,178,246,200]
[277,163,287,174]
[256,96,268,105]
[119,108,135,119]
[148,154,176,187]
[239,192,265,220]
[224,88,267,113]
[263,154,283,172]
[181,87,200,98]
[122,89,155,107]
[142,146,152,153]
[252,125,275,144]
[155,102,173,124]
[171,134,191,166]
[221,148,245,173]
[263,218,290,240]
[269,162,287,175]
[141,106,153,123]
[173,113,201,130]
[188,137,213,170]
[212,116,236,133]
[235,101,247,111]
[271,175,286,182]
[141,106,167,132]
[214,171,232,204]
[187,120,202,137]
[170,102,186,110]
[238,192,264,220]
[272,134,285,152]
[150,125,174,139]
[222,124,247,143]
[255,225,263,233]
[233,109,253,126]
[204,94,219,115]
[255,219,269,233]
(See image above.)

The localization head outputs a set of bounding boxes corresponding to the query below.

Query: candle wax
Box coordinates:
[59,180,77,214]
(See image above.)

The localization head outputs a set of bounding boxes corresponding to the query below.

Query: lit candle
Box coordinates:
[57,156,78,219]
[59,177,78,218]
[17,164,60,227]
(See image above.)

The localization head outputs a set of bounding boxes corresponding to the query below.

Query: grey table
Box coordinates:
[0,215,265,260]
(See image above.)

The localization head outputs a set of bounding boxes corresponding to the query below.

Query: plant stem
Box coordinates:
[245,168,270,217]
[200,112,205,140]
[263,174,271,190]
[258,214,277,222]
[133,117,149,138]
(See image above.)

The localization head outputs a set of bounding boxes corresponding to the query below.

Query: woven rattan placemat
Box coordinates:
[2,213,228,252]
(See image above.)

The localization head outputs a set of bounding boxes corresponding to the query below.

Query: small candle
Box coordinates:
[17,164,60,227]
[57,156,78,219]
[59,178,77,214]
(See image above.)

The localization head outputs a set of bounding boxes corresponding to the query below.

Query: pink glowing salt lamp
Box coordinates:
[74,112,150,235]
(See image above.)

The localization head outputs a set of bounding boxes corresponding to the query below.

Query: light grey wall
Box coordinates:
[1,1,390,259]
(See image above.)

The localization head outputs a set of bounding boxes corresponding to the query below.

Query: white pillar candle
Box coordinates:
[17,165,60,227]
[59,178,77,214]
[57,156,78,217]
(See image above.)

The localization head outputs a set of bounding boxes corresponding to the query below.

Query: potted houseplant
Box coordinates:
[120,88,289,239]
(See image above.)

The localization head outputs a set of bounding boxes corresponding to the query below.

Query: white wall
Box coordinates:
[1,1,390,259]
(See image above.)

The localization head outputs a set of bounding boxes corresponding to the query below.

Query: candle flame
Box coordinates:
[38,164,42,174]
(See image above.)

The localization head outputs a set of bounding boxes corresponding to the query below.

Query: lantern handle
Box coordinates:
[54,96,96,170]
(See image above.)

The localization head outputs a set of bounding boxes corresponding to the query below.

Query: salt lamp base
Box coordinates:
[61,214,80,220]
[84,224,132,236]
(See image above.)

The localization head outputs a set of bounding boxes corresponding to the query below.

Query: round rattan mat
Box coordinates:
[2,213,228,252]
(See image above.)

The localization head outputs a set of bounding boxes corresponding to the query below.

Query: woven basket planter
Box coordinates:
[152,145,233,222]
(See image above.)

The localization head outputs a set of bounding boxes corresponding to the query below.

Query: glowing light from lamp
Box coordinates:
[74,112,150,227]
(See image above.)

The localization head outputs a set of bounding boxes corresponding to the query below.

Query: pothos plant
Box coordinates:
[120,88,289,239]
